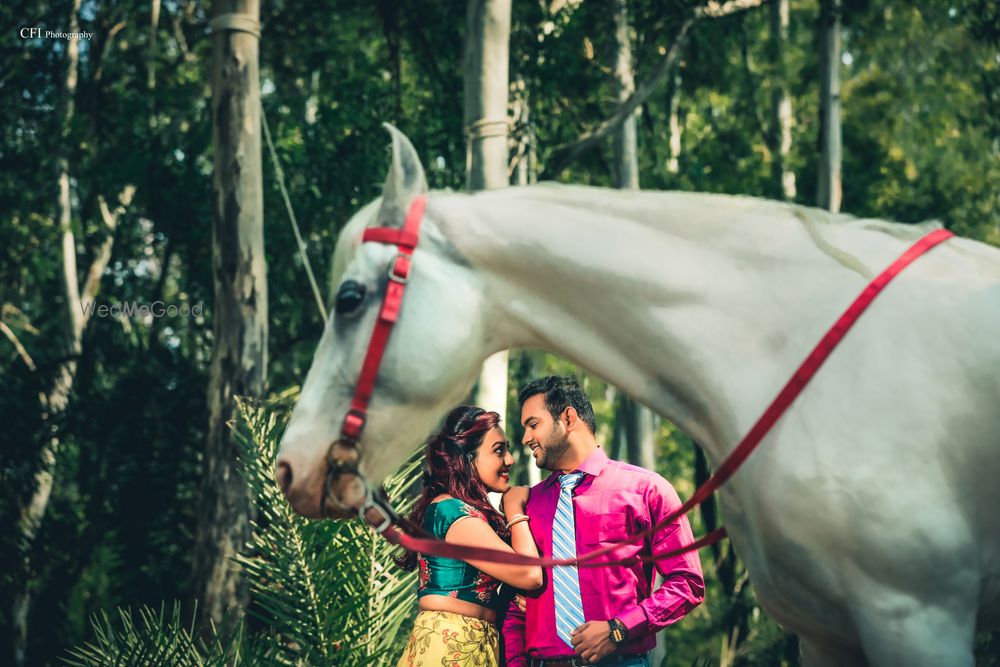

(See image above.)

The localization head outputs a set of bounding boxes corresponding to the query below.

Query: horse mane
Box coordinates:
[482,183,943,280]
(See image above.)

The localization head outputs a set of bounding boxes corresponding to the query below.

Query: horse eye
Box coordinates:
[335,280,366,315]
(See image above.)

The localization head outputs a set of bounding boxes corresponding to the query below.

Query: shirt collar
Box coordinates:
[543,447,611,486]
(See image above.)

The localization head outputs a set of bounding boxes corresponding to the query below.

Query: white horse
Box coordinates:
[276,126,1000,666]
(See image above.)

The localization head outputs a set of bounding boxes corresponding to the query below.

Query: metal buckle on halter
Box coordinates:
[323,457,359,516]
[341,409,366,444]
[360,486,398,534]
[387,252,411,284]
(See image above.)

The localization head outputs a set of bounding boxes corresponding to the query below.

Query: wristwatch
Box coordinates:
[608,617,628,646]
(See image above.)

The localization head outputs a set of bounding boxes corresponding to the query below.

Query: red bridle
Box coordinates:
[329,197,953,567]
[339,195,426,445]
[323,195,426,528]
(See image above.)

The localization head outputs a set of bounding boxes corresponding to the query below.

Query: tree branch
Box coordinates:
[0,318,36,371]
[542,0,765,179]
[80,185,135,320]
[93,21,126,83]
[173,12,193,61]
[696,0,767,19]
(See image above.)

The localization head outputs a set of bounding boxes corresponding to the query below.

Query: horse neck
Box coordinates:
[428,185,865,465]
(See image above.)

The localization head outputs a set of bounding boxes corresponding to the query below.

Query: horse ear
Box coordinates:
[377,123,428,228]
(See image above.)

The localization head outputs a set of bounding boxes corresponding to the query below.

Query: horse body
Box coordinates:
[441,184,1000,663]
[276,128,1000,665]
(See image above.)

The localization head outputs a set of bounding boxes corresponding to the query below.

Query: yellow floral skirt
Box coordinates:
[395,610,499,667]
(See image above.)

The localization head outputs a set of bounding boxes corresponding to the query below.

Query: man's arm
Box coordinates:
[501,594,528,667]
[615,474,706,636]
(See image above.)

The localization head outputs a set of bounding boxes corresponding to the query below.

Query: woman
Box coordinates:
[395,405,542,667]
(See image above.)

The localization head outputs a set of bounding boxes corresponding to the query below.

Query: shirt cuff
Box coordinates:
[615,605,648,636]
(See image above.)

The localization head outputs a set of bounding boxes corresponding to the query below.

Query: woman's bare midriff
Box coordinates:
[419,595,497,623]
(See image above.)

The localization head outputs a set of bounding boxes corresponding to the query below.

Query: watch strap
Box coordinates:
[608,617,628,645]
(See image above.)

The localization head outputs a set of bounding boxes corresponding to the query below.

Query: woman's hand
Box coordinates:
[502,486,530,520]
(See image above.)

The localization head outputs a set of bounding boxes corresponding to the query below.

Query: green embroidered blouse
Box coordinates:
[417,498,503,609]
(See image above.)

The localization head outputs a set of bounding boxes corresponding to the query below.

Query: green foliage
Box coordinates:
[63,398,423,666]
[232,397,421,666]
[63,601,250,667]
[836,3,999,244]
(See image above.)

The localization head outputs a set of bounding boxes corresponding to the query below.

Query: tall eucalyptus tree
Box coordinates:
[192,0,268,632]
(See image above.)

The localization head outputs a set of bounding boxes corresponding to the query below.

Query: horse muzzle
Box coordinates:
[318,441,399,532]
[275,439,367,520]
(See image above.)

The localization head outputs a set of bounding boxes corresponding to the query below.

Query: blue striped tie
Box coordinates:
[552,471,586,648]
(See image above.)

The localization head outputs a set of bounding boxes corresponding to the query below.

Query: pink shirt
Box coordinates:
[501,448,704,664]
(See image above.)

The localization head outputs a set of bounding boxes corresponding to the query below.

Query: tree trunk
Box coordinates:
[464,0,511,193]
[611,392,659,473]
[12,5,137,661]
[12,3,81,662]
[611,0,658,475]
[193,0,267,632]
[304,70,320,125]
[612,0,639,192]
[148,0,161,91]
[611,7,663,663]
[511,75,535,186]
[817,0,842,212]
[464,0,512,427]
[667,65,682,174]
[510,350,542,485]
[695,443,752,665]
[770,0,796,200]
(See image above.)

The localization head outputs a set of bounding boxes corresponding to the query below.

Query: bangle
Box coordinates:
[505,514,529,529]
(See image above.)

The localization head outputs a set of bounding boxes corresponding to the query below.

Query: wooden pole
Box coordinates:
[817,0,842,212]
[464,1,513,442]
[193,0,267,631]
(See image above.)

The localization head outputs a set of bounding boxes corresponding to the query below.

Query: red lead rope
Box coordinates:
[355,200,953,567]
[649,227,956,541]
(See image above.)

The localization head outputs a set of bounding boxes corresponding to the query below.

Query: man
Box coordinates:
[502,376,704,667]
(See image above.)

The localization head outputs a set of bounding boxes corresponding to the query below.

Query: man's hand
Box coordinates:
[570,621,616,663]
[502,485,530,521]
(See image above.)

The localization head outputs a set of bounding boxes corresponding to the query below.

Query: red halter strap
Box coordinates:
[340,196,427,444]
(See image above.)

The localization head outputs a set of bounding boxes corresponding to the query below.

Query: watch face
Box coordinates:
[611,626,625,643]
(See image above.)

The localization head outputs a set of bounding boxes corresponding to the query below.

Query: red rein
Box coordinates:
[351,196,953,568]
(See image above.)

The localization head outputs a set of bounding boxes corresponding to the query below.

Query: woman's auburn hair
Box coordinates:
[395,405,510,571]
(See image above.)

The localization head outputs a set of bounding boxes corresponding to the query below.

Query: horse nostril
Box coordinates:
[275,461,293,495]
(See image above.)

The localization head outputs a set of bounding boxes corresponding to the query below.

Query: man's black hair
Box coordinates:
[518,375,596,434]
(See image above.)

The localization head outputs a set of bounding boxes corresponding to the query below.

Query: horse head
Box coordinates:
[275,125,488,519]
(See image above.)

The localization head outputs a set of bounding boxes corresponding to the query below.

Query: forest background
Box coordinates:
[2,0,999,665]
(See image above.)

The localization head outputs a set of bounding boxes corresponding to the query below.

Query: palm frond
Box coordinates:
[64,398,425,667]
[63,601,246,667]
[232,397,422,666]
